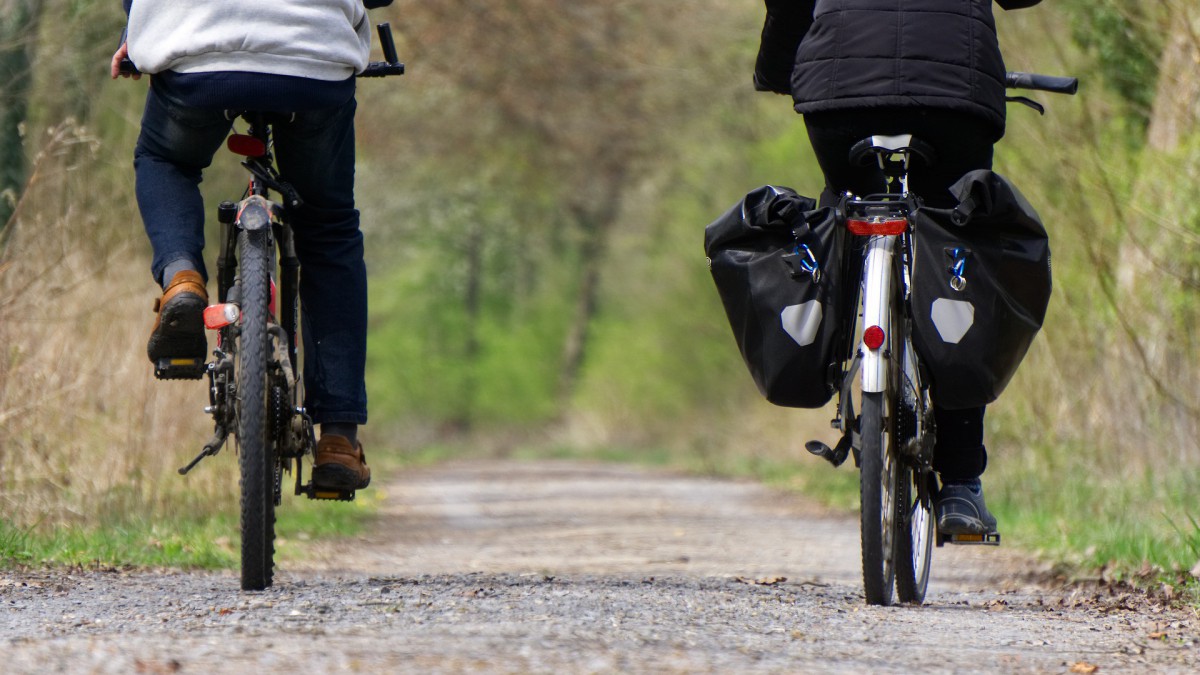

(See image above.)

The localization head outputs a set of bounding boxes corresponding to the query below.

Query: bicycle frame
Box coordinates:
[178,114,315,481]
[830,140,941,605]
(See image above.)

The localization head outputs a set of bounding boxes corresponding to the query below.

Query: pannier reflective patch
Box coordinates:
[781,301,824,347]
[931,298,974,344]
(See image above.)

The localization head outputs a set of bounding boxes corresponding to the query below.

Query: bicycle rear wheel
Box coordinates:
[236,227,276,591]
[895,465,935,603]
[893,328,935,604]
[860,390,899,605]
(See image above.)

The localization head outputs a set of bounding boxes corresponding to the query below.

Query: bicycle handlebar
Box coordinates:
[1005,72,1078,95]
[361,22,406,77]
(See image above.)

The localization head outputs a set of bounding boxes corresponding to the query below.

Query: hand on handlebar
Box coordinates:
[110,42,141,80]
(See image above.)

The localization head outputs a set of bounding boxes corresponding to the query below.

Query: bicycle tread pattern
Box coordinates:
[237,228,276,591]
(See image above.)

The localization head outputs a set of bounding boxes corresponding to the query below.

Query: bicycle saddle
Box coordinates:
[849,134,938,169]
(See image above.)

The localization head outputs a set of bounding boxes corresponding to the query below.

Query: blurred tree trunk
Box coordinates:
[1145,5,1200,151]
[0,0,43,231]
[557,185,623,400]
[1118,3,1198,295]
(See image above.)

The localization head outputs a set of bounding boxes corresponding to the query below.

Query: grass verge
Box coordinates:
[0,440,437,571]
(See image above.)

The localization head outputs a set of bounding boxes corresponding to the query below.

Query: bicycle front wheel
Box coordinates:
[236,227,276,591]
[860,391,900,605]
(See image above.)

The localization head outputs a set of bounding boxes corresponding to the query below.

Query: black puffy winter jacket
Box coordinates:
[755,0,1042,135]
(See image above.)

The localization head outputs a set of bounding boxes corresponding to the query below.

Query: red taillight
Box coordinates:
[847,218,907,236]
[227,134,266,157]
[863,325,886,350]
[204,303,241,329]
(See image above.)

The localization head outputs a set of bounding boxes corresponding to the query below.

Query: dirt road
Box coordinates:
[3,460,1197,673]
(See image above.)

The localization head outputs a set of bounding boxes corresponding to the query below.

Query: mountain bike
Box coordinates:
[804,72,1077,605]
[129,25,404,591]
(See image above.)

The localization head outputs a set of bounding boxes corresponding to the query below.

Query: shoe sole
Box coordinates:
[937,514,997,536]
[312,464,370,491]
[148,293,208,362]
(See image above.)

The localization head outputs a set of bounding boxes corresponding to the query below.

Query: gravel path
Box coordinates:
[3,460,1197,673]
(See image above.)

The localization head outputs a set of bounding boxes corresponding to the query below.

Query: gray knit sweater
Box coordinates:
[126,1,371,80]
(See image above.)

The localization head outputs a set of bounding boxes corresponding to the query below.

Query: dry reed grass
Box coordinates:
[0,121,236,532]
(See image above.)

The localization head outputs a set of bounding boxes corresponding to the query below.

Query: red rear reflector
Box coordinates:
[847,218,907,236]
[204,303,241,329]
[863,325,886,350]
[227,134,266,157]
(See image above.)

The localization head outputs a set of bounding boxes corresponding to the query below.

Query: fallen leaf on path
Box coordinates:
[1069,662,1099,674]
[734,576,787,586]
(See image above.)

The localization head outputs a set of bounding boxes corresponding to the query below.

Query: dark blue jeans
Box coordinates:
[134,82,368,425]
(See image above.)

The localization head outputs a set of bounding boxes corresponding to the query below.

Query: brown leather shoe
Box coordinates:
[147,270,208,364]
[312,435,371,490]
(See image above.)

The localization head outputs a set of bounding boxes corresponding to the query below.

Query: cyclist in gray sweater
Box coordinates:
[112,0,393,492]
[755,0,1043,537]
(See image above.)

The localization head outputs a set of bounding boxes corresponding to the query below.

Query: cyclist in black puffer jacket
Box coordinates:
[754,0,1043,537]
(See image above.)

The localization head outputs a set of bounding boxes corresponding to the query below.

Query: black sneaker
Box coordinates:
[935,479,998,535]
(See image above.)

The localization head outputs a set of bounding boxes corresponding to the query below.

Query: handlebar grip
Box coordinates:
[377,22,400,65]
[119,58,141,76]
[1005,72,1078,95]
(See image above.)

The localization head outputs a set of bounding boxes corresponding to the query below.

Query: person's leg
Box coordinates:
[804,108,996,205]
[805,107,1000,533]
[803,109,887,197]
[272,97,369,490]
[134,84,231,286]
[135,84,231,365]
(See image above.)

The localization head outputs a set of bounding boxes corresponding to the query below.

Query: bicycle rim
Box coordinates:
[860,391,898,605]
[236,228,276,591]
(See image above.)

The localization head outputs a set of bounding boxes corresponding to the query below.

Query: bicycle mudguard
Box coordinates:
[858,234,898,394]
[236,195,275,232]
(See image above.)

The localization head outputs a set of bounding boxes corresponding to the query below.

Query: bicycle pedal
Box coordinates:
[936,532,1000,547]
[154,357,206,380]
[299,483,356,502]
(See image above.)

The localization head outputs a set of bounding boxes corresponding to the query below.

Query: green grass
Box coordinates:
[0,458,398,571]
[989,453,1200,581]
[0,493,380,571]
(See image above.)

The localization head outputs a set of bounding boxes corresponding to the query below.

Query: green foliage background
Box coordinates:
[3,0,1200,581]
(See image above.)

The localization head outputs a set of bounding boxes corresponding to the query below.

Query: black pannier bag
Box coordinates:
[704,186,844,408]
[911,170,1051,410]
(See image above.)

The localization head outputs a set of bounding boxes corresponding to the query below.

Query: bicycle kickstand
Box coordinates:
[178,430,228,475]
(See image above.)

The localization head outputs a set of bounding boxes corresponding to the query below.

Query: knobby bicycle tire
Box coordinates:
[237,228,276,591]
[859,391,898,605]
[895,462,934,603]
[893,289,934,603]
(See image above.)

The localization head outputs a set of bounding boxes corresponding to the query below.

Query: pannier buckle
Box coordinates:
[783,243,821,283]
